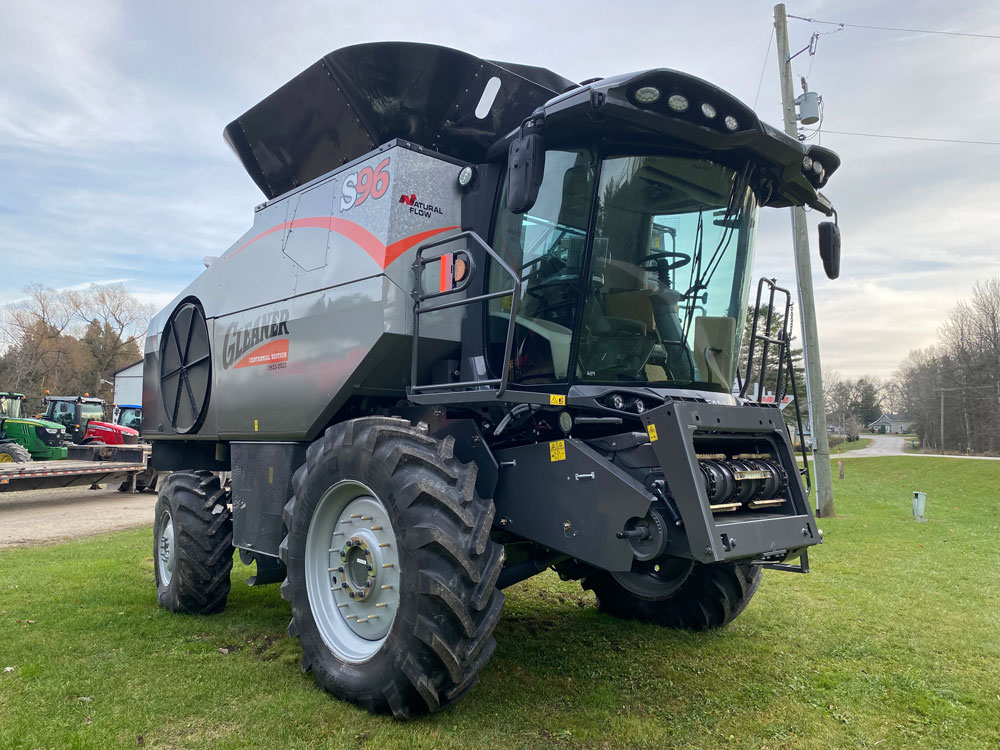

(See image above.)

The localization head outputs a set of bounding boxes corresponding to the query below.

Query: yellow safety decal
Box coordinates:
[549,394,566,406]
[646,424,658,442]
[254,419,259,432]
[549,440,566,462]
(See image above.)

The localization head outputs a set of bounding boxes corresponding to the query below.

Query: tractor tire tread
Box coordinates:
[280,417,504,719]
[582,560,762,631]
[154,471,233,615]
[0,442,31,463]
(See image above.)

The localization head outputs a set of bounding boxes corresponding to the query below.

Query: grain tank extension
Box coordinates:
[144,42,843,719]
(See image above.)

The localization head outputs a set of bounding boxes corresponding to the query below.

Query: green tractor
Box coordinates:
[0,392,68,462]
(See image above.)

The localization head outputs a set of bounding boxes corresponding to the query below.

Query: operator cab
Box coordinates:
[0,393,24,420]
[487,150,754,395]
[454,66,842,410]
[42,396,107,443]
[114,404,143,433]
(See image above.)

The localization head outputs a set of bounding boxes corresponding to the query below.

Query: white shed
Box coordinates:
[112,360,144,407]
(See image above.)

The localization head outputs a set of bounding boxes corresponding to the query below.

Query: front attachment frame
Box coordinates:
[640,401,820,564]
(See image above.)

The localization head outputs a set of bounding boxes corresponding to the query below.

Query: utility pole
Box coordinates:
[774,3,835,517]
[940,389,945,450]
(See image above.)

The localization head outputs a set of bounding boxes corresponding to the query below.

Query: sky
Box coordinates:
[2,0,999,380]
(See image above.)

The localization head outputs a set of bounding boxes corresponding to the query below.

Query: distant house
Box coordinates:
[867,413,915,434]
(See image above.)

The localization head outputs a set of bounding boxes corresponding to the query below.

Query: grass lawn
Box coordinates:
[2,457,999,749]
[830,437,872,454]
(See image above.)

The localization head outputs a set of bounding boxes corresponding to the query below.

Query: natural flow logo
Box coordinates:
[399,193,444,218]
[222,309,291,370]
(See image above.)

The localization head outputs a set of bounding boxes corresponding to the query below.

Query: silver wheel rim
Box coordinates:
[158,510,175,586]
[305,480,401,663]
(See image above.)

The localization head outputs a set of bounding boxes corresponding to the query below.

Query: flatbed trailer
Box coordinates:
[0,447,150,493]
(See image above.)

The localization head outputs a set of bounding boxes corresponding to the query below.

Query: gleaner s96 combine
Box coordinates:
[145,43,842,718]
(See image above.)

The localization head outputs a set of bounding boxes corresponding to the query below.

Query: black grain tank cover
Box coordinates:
[224,42,575,199]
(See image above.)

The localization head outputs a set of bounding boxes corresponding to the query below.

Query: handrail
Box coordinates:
[409,230,522,398]
[740,277,811,493]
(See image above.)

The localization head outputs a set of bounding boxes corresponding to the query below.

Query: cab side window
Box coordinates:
[54,403,73,428]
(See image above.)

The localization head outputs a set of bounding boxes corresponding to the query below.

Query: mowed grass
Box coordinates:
[2,457,999,749]
[830,437,872,454]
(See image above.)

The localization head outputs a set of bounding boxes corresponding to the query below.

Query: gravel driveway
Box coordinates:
[841,434,1000,460]
[0,485,157,550]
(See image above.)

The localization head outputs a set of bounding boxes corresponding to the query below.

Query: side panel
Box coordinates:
[212,278,386,439]
[231,441,307,557]
[144,145,467,443]
[493,439,651,571]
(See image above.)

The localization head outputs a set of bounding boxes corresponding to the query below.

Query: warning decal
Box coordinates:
[549,440,566,462]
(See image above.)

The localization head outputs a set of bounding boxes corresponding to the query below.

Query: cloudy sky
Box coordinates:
[2,0,998,379]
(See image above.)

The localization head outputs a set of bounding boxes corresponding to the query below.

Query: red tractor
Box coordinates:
[41,395,139,446]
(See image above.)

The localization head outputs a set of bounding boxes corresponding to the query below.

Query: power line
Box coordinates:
[822,130,1000,147]
[788,14,1000,40]
[753,26,775,110]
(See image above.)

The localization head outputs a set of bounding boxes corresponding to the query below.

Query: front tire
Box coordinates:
[0,442,31,463]
[582,558,762,630]
[153,471,233,614]
[279,417,504,720]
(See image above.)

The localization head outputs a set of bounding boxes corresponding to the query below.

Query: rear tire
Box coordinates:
[0,442,31,463]
[582,558,762,630]
[153,471,233,614]
[279,417,504,720]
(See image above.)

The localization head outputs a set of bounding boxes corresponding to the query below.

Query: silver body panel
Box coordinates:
[143,144,465,442]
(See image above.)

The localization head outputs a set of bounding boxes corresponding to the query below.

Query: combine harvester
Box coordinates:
[143,43,842,718]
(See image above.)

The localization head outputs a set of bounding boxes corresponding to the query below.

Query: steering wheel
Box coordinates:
[638,250,691,274]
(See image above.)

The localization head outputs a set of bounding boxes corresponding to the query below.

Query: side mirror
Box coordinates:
[818,220,841,280]
[506,133,545,214]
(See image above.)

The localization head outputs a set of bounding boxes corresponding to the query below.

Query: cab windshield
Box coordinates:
[80,403,104,422]
[489,151,758,390]
[0,395,22,419]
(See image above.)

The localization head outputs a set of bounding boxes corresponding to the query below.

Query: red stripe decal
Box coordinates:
[226,217,459,270]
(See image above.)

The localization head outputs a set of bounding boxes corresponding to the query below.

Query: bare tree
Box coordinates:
[67,284,155,396]
[0,283,154,406]
[0,284,77,393]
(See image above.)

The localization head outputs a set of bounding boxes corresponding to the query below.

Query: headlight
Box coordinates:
[45,428,59,435]
[611,394,626,411]
[634,86,661,104]
[667,94,689,112]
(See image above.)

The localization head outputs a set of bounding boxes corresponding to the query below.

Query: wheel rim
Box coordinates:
[158,510,175,585]
[305,480,400,663]
[611,556,695,599]
[0,453,12,463]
